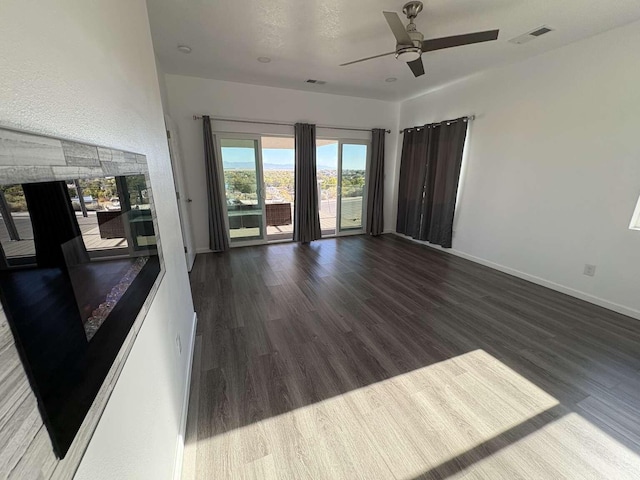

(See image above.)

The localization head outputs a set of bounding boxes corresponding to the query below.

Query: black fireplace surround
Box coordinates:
[0,134,163,458]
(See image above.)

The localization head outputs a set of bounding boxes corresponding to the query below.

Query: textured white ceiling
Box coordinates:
[148,0,640,101]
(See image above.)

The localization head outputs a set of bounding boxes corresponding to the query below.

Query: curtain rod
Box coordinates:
[193,115,391,134]
[399,115,475,134]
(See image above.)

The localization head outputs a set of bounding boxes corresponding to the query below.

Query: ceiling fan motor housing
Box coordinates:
[396,15,424,63]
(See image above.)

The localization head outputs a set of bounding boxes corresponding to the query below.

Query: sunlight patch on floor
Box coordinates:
[461,411,640,480]
[193,349,632,479]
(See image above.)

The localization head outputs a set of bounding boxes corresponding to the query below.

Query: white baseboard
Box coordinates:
[391,232,640,321]
[195,247,213,254]
[173,312,198,480]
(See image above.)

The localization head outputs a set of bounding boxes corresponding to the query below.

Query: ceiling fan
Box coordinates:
[340,1,499,77]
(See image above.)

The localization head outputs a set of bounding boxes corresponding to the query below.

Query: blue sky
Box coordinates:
[221,143,367,170]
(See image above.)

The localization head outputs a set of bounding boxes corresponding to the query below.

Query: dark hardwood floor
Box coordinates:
[183,234,640,479]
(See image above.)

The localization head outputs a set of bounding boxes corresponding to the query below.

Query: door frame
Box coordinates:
[316,137,370,237]
[213,132,268,248]
[165,115,196,271]
[259,133,296,244]
[337,138,369,236]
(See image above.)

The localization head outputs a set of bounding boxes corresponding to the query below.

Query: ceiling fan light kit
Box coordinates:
[340,1,499,79]
[396,46,421,63]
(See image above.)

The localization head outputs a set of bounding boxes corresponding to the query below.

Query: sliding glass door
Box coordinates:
[339,142,368,232]
[216,133,369,246]
[316,139,339,236]
[218,136,266,245]
[261,136,295,242]
[217,134,297,246]
[316,139,369,236]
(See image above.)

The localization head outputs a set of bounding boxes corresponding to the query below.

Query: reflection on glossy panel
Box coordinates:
[0,172,160,458]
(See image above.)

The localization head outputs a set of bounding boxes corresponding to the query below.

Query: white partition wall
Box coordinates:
[396,19,640,319]
[0,1,196,478]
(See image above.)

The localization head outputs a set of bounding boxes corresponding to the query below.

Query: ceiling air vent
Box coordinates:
[530,27,553,37]
[306,79,327,85]
[509,26,554,45]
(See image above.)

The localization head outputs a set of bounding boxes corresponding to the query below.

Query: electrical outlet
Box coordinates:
[583,264,596,277]
[175,335,182,355]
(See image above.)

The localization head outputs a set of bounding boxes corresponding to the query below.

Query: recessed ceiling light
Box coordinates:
[257,57,271,63]
[177,45,192,54]
[385,77,397,83]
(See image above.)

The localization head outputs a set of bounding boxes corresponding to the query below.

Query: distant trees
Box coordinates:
[72,177,117,202]
[125,175,149,205]
[0,176,135,213]
[340,170,365,198]
[0,185,27,211]
[223,169,365,205]
[228,171,257,195]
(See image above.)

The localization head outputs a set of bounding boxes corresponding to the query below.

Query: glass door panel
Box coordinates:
[116,174,155,252]
[339,143,368,231]
[261,136,295,242]
[219,138,265,243]
[316,139,338,236]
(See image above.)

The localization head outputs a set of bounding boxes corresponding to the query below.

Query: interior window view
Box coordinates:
[0,180,124,261]
[3,1,640,479]
[0,176,155,262]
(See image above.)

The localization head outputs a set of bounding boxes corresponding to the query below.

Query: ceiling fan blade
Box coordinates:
[340,51,395,67]
[422,29,499,52]
[383,11,413,45]
[407,57,425,77]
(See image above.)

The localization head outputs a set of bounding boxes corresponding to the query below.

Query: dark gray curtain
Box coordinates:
[203,115,229,252]
[396,128,427,235]
[22,181,89,268]
[396,118,468,248]
[366,128,385,236]
[293,123,321,243]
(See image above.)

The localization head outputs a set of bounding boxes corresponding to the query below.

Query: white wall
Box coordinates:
[398,20,640,318]
[156,55,171,115]
[163,75,400,251]
[0,1,195,478]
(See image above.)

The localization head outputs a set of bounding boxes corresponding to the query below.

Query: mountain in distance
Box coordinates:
[224,162,336,170]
